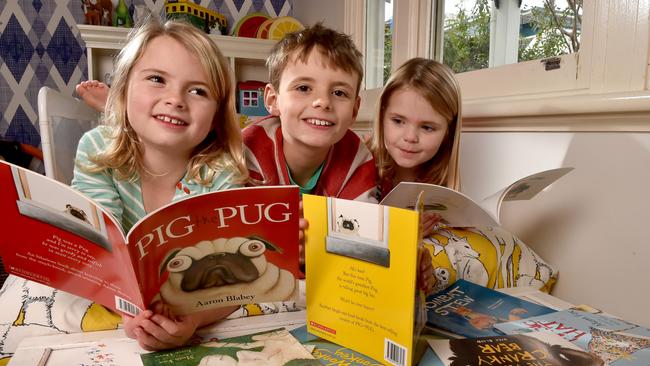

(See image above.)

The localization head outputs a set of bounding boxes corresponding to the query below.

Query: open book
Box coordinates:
[495,309,650,366]
[0,161,301,316]
[380,167,573,227]
[303,194,428,366]
[141,328,319,366]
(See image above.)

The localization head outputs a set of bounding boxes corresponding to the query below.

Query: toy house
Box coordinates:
[237,80,267,117]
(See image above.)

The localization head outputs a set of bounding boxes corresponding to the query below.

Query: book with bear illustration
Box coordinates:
[0,160,301,317]
[302,194,428,366]
[423,331,604,366]
[380,167,573,227]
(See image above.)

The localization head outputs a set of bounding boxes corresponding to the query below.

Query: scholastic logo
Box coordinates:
[310,321,336,335]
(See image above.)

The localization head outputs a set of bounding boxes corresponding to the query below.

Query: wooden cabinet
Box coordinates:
[78,25,276,85]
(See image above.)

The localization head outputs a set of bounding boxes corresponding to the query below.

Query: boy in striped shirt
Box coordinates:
[243,23,377,202]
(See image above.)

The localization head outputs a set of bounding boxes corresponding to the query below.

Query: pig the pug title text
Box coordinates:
[134,202,293,259]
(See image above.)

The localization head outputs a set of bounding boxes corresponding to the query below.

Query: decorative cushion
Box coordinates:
[0,276,304,363]
[423,226,557,294]
[0,276,121,364]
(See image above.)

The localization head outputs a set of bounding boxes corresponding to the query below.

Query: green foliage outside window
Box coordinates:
[440,0,582,74]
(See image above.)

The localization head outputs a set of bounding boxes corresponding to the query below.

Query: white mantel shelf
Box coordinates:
[77,24,276,60]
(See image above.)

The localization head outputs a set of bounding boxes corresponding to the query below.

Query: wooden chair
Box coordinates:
[37,87,99,184]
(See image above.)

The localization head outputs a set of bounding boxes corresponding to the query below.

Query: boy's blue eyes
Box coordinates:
[294,85,350,98]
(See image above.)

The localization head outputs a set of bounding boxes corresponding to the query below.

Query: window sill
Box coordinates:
[463,91,650,132]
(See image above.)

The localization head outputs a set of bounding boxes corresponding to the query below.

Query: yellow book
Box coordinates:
[303,194,427,366]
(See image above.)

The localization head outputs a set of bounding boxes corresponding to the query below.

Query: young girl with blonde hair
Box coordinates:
[72,17,247,350]
[369,57,462,199]
[369,58,462,293]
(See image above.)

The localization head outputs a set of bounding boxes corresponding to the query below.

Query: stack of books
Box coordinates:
[420,279,650,366]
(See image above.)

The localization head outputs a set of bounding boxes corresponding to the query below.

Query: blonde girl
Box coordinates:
[72,17,247,350]
[369,58,462,293]
[370,57,462,199]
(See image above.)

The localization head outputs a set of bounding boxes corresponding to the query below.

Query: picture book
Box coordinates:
[494,309,650,365]
[380,167,573,227]
[291,325,384,366]
[424,331,605,366]
[0,160,301,317]
[303,194,427,366]
[425,279,556,338]
[140,328,319,366]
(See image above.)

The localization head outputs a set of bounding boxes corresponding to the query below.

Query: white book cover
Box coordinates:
[380,167,573,227]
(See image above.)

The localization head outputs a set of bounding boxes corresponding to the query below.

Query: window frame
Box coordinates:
[346,0,650,127]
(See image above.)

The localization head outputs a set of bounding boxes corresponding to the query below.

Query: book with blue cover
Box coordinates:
[494,309,650,366]
[425,279,556,338]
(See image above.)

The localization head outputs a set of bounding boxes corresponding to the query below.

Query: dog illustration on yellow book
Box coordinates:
[156,236,299,315]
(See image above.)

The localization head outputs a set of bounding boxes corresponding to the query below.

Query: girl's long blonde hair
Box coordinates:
[370,58,462,191]
[87,17,247,185]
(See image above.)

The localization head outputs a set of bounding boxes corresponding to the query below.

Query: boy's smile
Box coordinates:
[264,48,360,158]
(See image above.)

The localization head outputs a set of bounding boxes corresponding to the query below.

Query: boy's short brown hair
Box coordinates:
[266,22,364,95]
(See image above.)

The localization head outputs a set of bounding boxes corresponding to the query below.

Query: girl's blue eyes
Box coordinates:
[189,88,208,96]
[147,75,163,83]
[391,118,436,132]
[145,75,208,96]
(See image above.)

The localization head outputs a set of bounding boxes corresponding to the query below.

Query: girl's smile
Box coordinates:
[383,86,448,171]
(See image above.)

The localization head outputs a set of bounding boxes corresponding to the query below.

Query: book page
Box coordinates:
[481,167,574,222]
[125,185,302,315]
[380,182,498,227]
[0,161,142,315]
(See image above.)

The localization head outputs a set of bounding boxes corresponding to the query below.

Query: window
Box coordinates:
[364,1,393,89]
[242,90,260,107]
[351,0,649,109]
[435,0,581,73]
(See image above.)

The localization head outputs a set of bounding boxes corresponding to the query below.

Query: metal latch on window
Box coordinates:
[541,57,561,71]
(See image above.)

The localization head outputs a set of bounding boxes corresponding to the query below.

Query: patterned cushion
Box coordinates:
[424,226,557,294]
[0,276,121,364]
[0,276,305,363]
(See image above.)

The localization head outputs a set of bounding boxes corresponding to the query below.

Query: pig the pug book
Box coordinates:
[0,161,301,316]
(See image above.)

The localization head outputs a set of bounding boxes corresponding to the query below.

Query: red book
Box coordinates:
[0,160,301,316]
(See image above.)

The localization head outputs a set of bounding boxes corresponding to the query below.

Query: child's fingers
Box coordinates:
[138,317,181,345]
[133,327,173,351]
[421,266,434,292]
[122,310,152,339]
[149,314,195,343]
